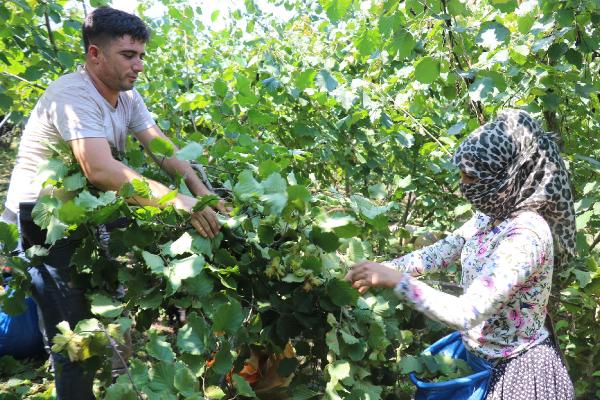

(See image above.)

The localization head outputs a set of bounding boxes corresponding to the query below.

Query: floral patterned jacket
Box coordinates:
[384,211,553,360]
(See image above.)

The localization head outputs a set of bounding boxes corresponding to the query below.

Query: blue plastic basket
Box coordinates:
[409,332,492,400]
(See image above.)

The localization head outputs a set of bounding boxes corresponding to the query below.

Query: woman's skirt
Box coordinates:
[485,337,574,400]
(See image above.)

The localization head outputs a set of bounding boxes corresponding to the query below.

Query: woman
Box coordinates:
[346,109,576,399]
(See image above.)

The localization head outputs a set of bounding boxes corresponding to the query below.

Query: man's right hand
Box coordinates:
[175,195,223,238]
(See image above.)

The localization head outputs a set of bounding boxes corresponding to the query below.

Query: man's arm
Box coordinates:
[132,126,218,199]
[69,137,220,238]
[133,124,229,210]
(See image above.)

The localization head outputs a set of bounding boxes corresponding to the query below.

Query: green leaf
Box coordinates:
[468,76,502,102]
[45,217,68,244]
[326,329,340,355]
[1,288,27,316]
[321,0,353,23]
[205,386,226,400]
[191,194,220,213]
[214,79,228,97]
[57,51,76,68]
[148,360,176,392]
[347,238,365,262]
[454,203,472,216]
[212,298,244,335]
[355,29,381,57]
[63,172,86,191]
[90,294,124,318]
[576,210,594,229]
[191,234,213,258]
[176,142,204,161]
[37,159,68,185]
[231,374,256,397]
[131,178,152,198]
[294,69,317,90]
[0,93,13,111]
[169,232,194,256]
[328,360,351,382]
[174,363,198,394]
[290,385,320,400]
[104,382,137,400]
[211,342,235,375]
[398,355,423,374]
[165,255,205,293]
[310,227,341,252]
[146,331,175,363]
[57,200,86,224]
[574,269,592,288]
[258,159,281,178]
[176,312,207,355]
[260,173,288,215]
[0,222,18,253]
[350,195,392,220]
[32,195,59,228]
[287,185,311,212]
[234,170,264,200]
[142,251,165,274]
[326,278,358,307]
[158,190,178,206]
[340,329,359,345]
[476,21,510,50]
[76,190,113,210]
[414,56,440,84]
[149,137,175,158]
[490,0,517,12]
[261,77,281,92]
[315,70,338,92]
[335,88,358,111]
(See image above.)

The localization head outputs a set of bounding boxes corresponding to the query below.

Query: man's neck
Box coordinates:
[84,63,119,107]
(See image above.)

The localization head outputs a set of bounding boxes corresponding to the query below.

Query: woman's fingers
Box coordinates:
[347,261,402,290]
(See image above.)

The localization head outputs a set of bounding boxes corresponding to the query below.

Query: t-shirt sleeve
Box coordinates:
[393,218,551,331]
[46,88,107,141]
[128,89,156,133]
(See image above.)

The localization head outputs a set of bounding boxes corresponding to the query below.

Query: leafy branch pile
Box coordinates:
[1,142,429,399]
[1,0,600,398]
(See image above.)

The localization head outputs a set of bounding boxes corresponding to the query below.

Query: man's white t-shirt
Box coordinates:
[2,65,155,222]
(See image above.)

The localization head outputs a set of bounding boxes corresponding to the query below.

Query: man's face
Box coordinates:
[95,35,145,92]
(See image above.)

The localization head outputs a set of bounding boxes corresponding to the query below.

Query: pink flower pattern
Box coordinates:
[388,211,554,360]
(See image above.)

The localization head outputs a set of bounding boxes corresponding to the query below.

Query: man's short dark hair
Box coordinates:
[82,7,150,53]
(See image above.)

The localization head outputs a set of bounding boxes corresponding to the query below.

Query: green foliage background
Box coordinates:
[0,0,599,398]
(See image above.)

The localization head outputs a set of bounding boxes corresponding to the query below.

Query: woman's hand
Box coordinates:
[345,261,405,294]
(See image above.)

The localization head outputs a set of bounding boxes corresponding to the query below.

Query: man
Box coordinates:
[0,7,225,399]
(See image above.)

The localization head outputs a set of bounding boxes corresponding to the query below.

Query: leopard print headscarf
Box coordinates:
[452,109,577,267]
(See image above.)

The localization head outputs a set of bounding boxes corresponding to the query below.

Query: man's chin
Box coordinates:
[120,82,135,91]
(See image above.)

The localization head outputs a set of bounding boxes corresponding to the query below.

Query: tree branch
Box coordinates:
[589,231,600,252]
[99,325,144,400]
[440,0,485,125]
[0,72,46,90]
[44,10,60,58]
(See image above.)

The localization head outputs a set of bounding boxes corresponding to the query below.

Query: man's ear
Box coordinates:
[87,45,101,63]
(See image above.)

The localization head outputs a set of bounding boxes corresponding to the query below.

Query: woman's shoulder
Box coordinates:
[503,211,553,243]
